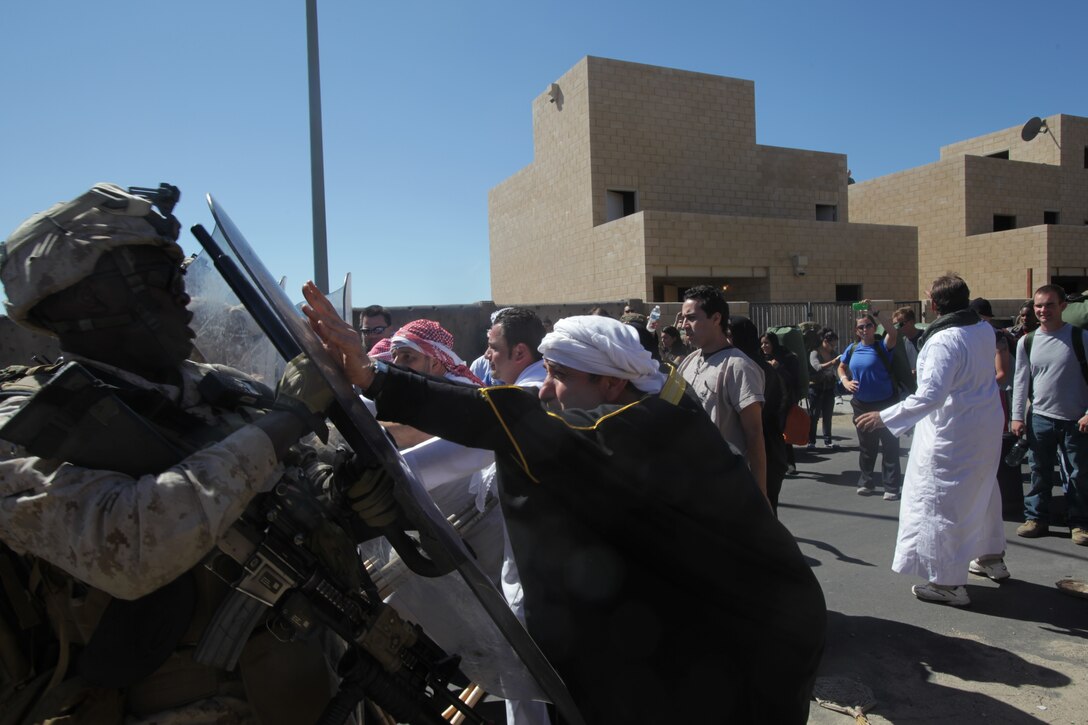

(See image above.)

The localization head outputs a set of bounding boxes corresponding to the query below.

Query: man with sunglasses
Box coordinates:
[358,304,394,350]
[0,184,392,723]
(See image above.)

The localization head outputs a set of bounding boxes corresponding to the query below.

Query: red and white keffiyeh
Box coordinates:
[391,319,483,385]
[367,337,393,362]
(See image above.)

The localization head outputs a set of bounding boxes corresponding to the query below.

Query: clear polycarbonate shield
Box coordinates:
[185,252,284,385]
[191,196,582,721]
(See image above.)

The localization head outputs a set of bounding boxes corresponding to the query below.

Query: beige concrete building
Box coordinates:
[850,114,1088,299]
[488,56,918,305]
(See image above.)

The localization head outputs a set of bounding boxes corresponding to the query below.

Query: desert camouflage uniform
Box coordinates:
[0,355,338,724]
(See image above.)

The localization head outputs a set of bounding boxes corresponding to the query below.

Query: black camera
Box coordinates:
[1005,437,1030,467]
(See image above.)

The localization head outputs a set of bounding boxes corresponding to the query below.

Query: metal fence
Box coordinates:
[749,300,923,348]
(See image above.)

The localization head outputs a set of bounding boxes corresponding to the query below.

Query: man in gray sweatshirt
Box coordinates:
[1011,284,1088,546]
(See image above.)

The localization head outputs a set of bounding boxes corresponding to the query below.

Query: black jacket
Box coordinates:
[369,365,826,723]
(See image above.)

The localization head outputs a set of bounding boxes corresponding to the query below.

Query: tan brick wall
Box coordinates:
[491,57,905,304]
[940,114,1088,170]
[489,60,595,303]
[852,115,1088,299]
[962,156,1079,235]
[583,57,847,225]
[641,211,917,302]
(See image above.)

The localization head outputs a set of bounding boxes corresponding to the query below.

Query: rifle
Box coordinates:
[0,360,484,724]
[198,469,483,725]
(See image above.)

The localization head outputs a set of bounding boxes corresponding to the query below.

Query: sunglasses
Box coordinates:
[359,326,388,335]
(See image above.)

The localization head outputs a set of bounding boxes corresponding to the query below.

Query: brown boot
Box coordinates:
[1016,519,1048,538]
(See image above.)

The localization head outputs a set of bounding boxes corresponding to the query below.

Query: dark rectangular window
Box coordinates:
[993,214,1016,232]
[606,190,637,222]
[1044,210,1060,225]
[816,204,838,222]
[836,284,862,302]
[987,150,1010,159]
[1053,276,1088,295]
[1084,146,1088,169]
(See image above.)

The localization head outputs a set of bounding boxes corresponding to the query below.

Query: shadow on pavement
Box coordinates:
[795,537,877,568]
[967,578,1088,640]
[800,470,859,488]
[818,611,1069,723]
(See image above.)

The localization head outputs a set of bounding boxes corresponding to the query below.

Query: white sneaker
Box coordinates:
[969,557,1010,581]
[912,582,970,606]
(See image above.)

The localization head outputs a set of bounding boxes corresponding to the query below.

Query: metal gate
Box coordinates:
[748,301,922,348]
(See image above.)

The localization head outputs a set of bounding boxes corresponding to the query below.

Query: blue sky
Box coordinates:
[3,1,1085,306]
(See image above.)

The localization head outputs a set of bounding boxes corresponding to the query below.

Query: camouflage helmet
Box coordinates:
[1,183,184,335]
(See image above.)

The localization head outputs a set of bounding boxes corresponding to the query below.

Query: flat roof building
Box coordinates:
[850,114,1088,298]
[489,56,917,305]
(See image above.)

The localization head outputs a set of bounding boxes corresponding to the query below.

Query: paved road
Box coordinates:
[780,398,1088,725]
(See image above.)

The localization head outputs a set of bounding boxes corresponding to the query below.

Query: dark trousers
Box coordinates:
[808,386,836,444]
[851,396,901,492]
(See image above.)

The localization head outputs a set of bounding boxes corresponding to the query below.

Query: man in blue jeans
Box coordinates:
[1011,284,1088,547]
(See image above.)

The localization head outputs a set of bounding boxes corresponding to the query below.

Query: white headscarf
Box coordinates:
[538,315,665,394]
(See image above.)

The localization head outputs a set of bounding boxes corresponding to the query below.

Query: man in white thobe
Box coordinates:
[857,275,1007,607]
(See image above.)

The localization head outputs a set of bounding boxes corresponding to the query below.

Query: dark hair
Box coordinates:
[684,285,730,333]
[761,331,785,357]
[626,322,660,361]
[361,304,391,326]
[929,274,970,315]
[854,313,879,342]
[587,305,611,317]
[727,315,761,362]
[494,307,545,362]
[1035,283,1068,303]
[661,325,680,339]
[819,327,838,343]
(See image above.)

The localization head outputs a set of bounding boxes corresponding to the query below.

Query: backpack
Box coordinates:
[1061,293,1088,330]
[768,325,809,397]
[841,340,900,393]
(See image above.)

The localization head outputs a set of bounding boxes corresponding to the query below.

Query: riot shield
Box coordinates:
[186,251,285,385]
[189,196,582,722]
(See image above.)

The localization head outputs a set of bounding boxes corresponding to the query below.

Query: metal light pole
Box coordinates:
[306,0,329,292]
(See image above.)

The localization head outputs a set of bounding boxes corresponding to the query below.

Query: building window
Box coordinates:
[836,284,862,302]
[815,204,838,222]
[1084,146,1088,169]
[606,190,637,222]
[1053,276,1087,295]
[993,214,1016,232]
[987,150,1010,160]
[1044,210,1060,225]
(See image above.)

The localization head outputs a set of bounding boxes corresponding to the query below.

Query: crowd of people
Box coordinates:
[0,182,1083,724]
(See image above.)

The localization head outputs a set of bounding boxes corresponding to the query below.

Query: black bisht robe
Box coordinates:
[369,366,826,724]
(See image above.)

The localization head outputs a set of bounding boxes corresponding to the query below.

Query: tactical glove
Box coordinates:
[346,465,398,528]
[274,354,335,441]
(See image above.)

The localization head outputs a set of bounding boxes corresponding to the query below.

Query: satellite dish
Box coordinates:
[1021,116,1047,142]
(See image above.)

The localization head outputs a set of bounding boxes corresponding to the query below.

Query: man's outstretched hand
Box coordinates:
[302,281,375,389]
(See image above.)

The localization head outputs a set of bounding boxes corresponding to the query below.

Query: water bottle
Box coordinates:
[647,305,661,332]
[1005,437,1030,467]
